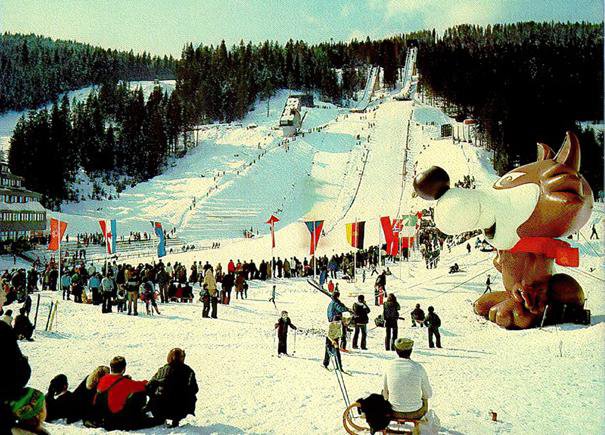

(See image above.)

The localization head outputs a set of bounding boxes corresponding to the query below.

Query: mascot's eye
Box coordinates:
[494,171,525,188]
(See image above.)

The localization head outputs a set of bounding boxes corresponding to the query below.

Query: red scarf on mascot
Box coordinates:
[508,237,579,267]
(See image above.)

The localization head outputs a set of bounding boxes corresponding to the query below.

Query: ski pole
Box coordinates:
[33,294,40,329]
[45,301,54,331]
[293,329,297,355]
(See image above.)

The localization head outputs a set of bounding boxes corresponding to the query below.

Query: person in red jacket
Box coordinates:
[227,259,235,274]
[92,356,159,430]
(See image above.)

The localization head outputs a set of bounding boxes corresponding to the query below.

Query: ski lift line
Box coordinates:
[324,142,371,236]
[391,256,492,290]
[579,231,603,257]
[395,110,414,218]
[427,266,494,302]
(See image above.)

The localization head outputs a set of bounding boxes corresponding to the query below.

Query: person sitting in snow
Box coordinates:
[13,307,34,341]
[448,263,460,274]
[146,348,198,428]
[382,338,432,420]
[46,374,74,422]
[275,311,297,356]
[92,356,159,430]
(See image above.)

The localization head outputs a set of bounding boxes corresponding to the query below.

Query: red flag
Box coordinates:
[48,218,67,251]
[380,216,399,256]
[305,220,324,255]
[266,215,280,248]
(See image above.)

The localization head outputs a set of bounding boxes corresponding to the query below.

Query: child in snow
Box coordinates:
[275,311,297,356]
[116,287,126,312]
[141,281,161,315]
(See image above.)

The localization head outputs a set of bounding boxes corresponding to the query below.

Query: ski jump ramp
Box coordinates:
[350,66,379,112]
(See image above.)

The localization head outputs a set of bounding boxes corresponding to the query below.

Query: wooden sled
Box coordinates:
[343,402,421,435]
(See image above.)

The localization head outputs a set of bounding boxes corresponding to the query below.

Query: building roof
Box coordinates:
[0,201,45,212]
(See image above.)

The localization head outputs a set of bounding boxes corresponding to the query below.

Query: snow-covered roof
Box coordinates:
[0,201,45,212]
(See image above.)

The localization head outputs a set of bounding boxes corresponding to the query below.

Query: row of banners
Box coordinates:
[49,218,167,258]
[268,212,423,256]
[48,212,423,259]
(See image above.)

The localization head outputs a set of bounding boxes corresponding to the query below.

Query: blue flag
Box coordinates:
[151,221,166,257]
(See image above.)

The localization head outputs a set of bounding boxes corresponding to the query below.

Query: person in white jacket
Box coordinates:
[383,338,432,420]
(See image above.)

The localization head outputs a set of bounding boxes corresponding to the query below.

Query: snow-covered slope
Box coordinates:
[12,77,605,434]
[21,239,605,434]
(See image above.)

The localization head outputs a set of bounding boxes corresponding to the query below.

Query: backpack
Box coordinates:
[91,377,126,426]
[357,393,393,433]
[374,314,385,328]
[327,321,343,340]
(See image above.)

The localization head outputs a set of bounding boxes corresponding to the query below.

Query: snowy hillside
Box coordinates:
[12,76,604,435]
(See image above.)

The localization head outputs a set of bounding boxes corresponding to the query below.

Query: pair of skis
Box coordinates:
[306,278,333,298]
[44,300,59,331]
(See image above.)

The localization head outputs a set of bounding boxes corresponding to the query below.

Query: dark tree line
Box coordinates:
[8,35,413,207]
[0,33,176,113]
[9,83,181,208]
[415,22,603,191]
[174,37,411,126]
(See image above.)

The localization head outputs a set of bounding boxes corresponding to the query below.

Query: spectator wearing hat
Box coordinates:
[383,338,432,420]
[9,387,48,434]
[13,308,34,341]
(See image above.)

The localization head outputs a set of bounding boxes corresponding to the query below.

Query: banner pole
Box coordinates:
[354,217,357,282]
[58,213,61,295]
[378,219,382,269]
[313,221,316,281]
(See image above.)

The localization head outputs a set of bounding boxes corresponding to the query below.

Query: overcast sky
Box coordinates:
[2,0,603,57]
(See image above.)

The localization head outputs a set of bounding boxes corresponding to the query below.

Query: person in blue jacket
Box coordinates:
[88,273,102,305]
[324,292,349,370]
[327,291,348,321]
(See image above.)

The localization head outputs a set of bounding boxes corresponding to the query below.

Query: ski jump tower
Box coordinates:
[279,96,302,137]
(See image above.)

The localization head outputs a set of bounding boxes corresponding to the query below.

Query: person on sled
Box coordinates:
[383,338,432,420]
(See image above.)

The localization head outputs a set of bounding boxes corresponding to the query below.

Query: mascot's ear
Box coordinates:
[413,166,450,200]
[554,131,581,171]
[536,143,554,161]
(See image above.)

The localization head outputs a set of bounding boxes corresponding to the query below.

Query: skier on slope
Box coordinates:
[275,311,297,356]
